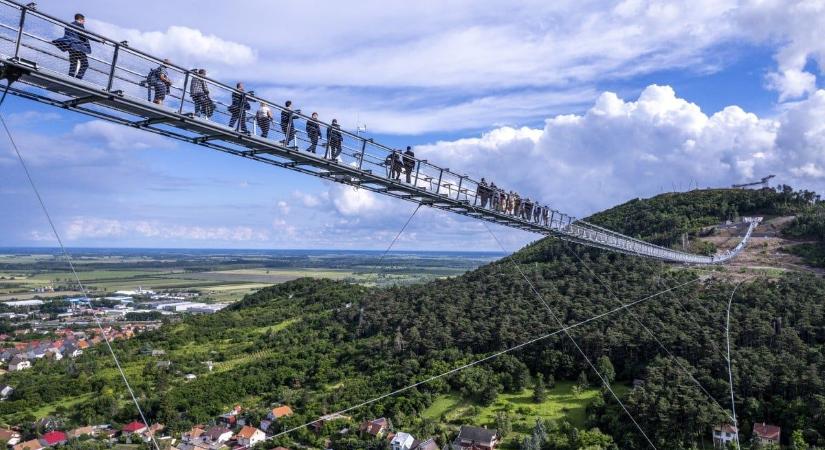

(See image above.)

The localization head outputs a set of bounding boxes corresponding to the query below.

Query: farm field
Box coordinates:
[0,248,499,305]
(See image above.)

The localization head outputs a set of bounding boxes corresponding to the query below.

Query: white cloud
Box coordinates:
[422,84,825,217]
[62,217,269,242]
[87,20,256,67]
[330,185,382,217]
[71,120,174,151]
[735,0,825,101]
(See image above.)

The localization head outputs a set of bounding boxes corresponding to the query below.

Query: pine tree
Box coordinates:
[533,373,547,403]
[596,355,615,384]
[533,417,547,445]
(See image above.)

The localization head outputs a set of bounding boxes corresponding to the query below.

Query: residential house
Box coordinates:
[182,426,205,443]
[360,418,390,438]
[413,438,439,450]
[8,357,30,372]
[13,439,43,450]
[184,374,197,381]
[258,420,272,433]
[178,440,212,450]
[0,384,13,400]
[452,426,499,450]
[712,424,738,448]
[218,405,244,427]
[122,421,148,435]
[752,423,780,446]
[67,426,95,439]
[203,426,232,445]
[40,431,67,447]
[63,343,82,358]
[390,432,415,450]
[44,349,62,361]
[234,426,265,447]
[268,406,294,421]
[0,428,21,446]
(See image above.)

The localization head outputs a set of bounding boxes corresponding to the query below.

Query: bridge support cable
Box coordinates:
[652,275,727,359]
[725,278,752,449]
[0,0,758,264]
[270,276,702,441]
[374,204,421,278]
[0,83,162,450]
[561,241,735,422]
[478,219,658,450]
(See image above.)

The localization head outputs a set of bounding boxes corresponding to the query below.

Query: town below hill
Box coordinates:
[1,186,825,450]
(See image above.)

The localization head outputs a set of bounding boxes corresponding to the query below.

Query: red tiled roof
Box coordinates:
[714,424,738,434]
[41,431,67,446]
[122,421,148,433]
[235,426,260,439]
[271,406,293,418]
[753,423,780,440]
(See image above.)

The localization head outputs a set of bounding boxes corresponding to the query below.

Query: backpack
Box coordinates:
[147,67,162,85]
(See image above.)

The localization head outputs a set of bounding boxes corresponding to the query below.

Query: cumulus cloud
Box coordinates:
[61,217,269,242]
[421,84,825,216]
[736,0,825,101]
[88,20,256,67]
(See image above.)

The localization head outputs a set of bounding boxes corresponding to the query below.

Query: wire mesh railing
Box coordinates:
[0,0,760,264]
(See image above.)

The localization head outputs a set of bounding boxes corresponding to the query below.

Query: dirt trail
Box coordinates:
[686,216,824,280]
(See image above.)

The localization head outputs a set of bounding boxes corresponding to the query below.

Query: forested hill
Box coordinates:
[586,186,815,247]
[2,187,825,450]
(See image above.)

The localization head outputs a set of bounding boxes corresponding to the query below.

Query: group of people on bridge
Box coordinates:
[477,179,553,226]
[52,12,559,227]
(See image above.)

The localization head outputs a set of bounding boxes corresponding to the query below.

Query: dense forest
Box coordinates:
[588,185,818,247]
[2,187,825,449]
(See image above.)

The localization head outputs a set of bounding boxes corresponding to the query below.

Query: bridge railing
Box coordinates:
[0,0,571,231]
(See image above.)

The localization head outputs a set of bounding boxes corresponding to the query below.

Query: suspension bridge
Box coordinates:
[0,1,760,264]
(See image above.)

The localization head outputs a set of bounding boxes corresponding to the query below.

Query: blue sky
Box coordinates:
[2,0,825,251]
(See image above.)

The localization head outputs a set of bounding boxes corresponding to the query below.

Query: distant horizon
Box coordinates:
[0,245,508,255]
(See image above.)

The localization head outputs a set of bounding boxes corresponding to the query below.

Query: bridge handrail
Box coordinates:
[0,0,763,265]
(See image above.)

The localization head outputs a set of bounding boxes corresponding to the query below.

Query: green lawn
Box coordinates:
[29,393,93,419]
[423,381,630,443]
[253,318,301,334]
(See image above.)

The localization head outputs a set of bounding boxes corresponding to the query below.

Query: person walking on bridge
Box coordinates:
[52,13,91,79]
[256,101,273,138]
[146,59,172,105]
[306,113,322,154]
[228,82,251,133]
[385,151,402,180]
[326,119,343,160]
[281,100,297,147]
[190,69,212,118]
[402,146,416,183]
[478,178,489,208]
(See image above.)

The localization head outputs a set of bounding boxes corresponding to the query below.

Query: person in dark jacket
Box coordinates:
[477,178,489,208]
[228,82,251,133]
[306,112,322,153]
[280,100,296,146]
[326,119,343,160]
[52,13,91,79]
[190,69,212,118]
[385,151,402,180]
[402,146,416,183]
[147,59,172,104]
